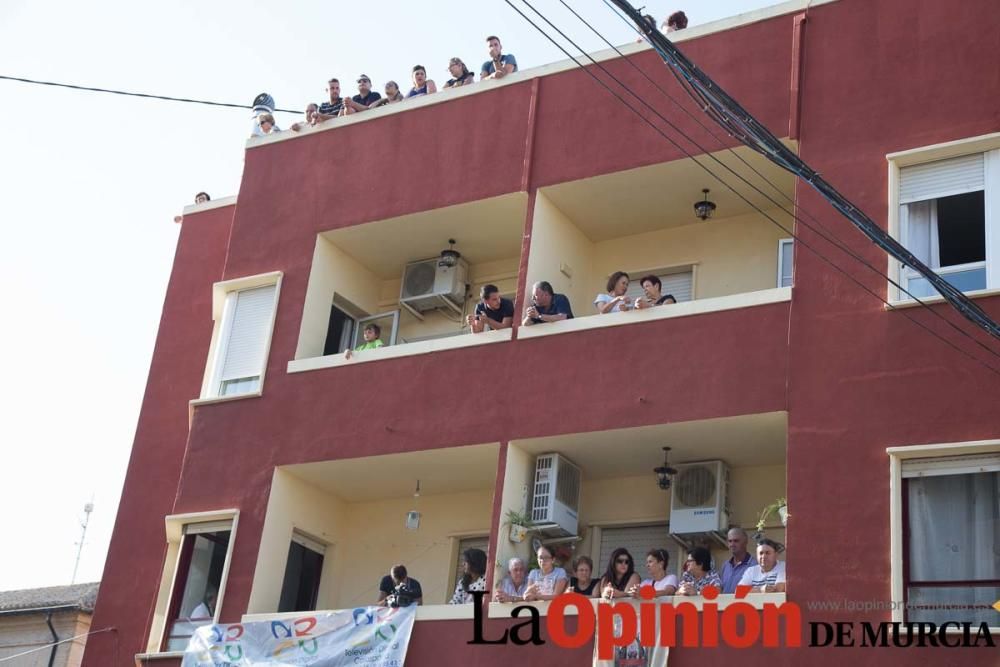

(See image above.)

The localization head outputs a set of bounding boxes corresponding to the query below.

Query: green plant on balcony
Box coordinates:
[754,497,788,539]
[504,509,533,544]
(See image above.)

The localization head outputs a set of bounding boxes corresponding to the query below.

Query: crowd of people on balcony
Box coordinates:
[466,272,676,334]
[370,527,782,608]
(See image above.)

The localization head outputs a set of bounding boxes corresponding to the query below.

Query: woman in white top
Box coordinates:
[628,548,678,597]
[738,539,786,593]
[524,545,569,601]
[594,271,632,314]
[449,548,488,604]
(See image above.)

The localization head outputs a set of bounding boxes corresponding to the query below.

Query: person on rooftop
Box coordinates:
[314,78,345,123]
[663,10,688,33]
[481,35,518,80]
[255,113,280,136]
[595,271,633,314]
[290,102,319,132]
[444,57,476,88]
[343,74,382,115]
[406,65,437,98]
[467,284,515,333]
[522,281,574,326]
[633,274,677,309]
[194,192,210,204]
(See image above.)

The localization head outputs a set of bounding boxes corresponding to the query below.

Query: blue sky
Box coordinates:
[0,0,781,591]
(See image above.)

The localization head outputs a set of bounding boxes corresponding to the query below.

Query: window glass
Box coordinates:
[905,471,999,624]
[164,528,231,651]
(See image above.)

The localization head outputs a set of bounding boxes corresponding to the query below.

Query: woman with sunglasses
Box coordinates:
[599,548,641,600]
[677,546,723,596]
[628,548,678,597]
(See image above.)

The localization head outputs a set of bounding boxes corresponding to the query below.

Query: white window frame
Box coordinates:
[887,440,1000,629]
[148,510,240,655]
[777,238,794,288]
[887,132,1000,303]
[199,272,283,402]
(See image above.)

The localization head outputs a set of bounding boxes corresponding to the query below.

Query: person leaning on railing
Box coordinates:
[522,281,574,326]
[738,538,786,593]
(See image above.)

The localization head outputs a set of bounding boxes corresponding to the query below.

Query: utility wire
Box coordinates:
[502,0,1000,378]
[0,74,300,114]
[608,0,1000,343]
[570,0,1000,366]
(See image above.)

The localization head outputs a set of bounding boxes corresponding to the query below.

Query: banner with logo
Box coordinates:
[182,606,416,666]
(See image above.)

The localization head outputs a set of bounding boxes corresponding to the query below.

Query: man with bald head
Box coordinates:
[720,526,756,594]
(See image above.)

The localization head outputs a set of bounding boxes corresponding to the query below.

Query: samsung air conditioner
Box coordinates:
[530,453,582,537]
[669,460,729,536]
[398,257,468,318]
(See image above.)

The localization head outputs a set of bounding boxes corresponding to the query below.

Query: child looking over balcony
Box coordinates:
[344,323,384,359]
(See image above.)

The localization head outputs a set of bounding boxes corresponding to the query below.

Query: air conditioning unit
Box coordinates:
[530,454,582,537]
[399,257,468,318]
[669,460,729,536]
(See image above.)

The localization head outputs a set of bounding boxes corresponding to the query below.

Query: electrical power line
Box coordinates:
[608,0,1000,344]
[502,0,1000,378]
[0,74,300,114]
[571,0,1000,367]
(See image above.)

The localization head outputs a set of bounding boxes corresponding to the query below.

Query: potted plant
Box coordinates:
[505,509,533,543]
[754,497,788,538]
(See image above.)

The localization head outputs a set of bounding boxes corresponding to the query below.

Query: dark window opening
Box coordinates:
[937,191,985,267]
[323,305,356,356]
[278,540,324,613]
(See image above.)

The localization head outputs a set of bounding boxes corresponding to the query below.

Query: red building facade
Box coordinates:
[83,0,1000,665]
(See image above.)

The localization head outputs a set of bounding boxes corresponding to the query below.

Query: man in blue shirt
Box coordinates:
[720,527,757,594]
[467,284,515,333]
[344,74,382,114]
[481,35,518,80]
[523,281,573,326]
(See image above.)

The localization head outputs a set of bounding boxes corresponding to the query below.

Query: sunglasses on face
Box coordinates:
[616,558,631,565]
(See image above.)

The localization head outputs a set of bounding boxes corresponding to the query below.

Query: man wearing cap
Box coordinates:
[343,75,382,115]
[314,79,345,124]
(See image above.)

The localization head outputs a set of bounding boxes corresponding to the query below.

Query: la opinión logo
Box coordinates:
[467,587,997,655]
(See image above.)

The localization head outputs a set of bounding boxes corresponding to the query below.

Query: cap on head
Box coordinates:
[357,74,371,83]
[251,92,275,114]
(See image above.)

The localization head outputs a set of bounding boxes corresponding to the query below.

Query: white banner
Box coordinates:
[182,606,417,666]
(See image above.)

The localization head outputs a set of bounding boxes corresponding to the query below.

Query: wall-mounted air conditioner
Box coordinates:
[669,460,729,536]
[399,257,468,319]
[530,453,582,537]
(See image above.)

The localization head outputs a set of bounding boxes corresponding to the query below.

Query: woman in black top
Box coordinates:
[567,555,599,596]
[599,548,641,600]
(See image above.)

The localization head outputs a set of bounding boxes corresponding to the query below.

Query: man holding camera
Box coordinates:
[377,564,423,608]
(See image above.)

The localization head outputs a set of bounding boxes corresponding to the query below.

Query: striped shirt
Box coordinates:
[738,561,786,588]
[318,98,344,117]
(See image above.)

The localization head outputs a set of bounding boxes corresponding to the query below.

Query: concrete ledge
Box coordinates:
[288,328,513,374]
[518,287,791,340]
